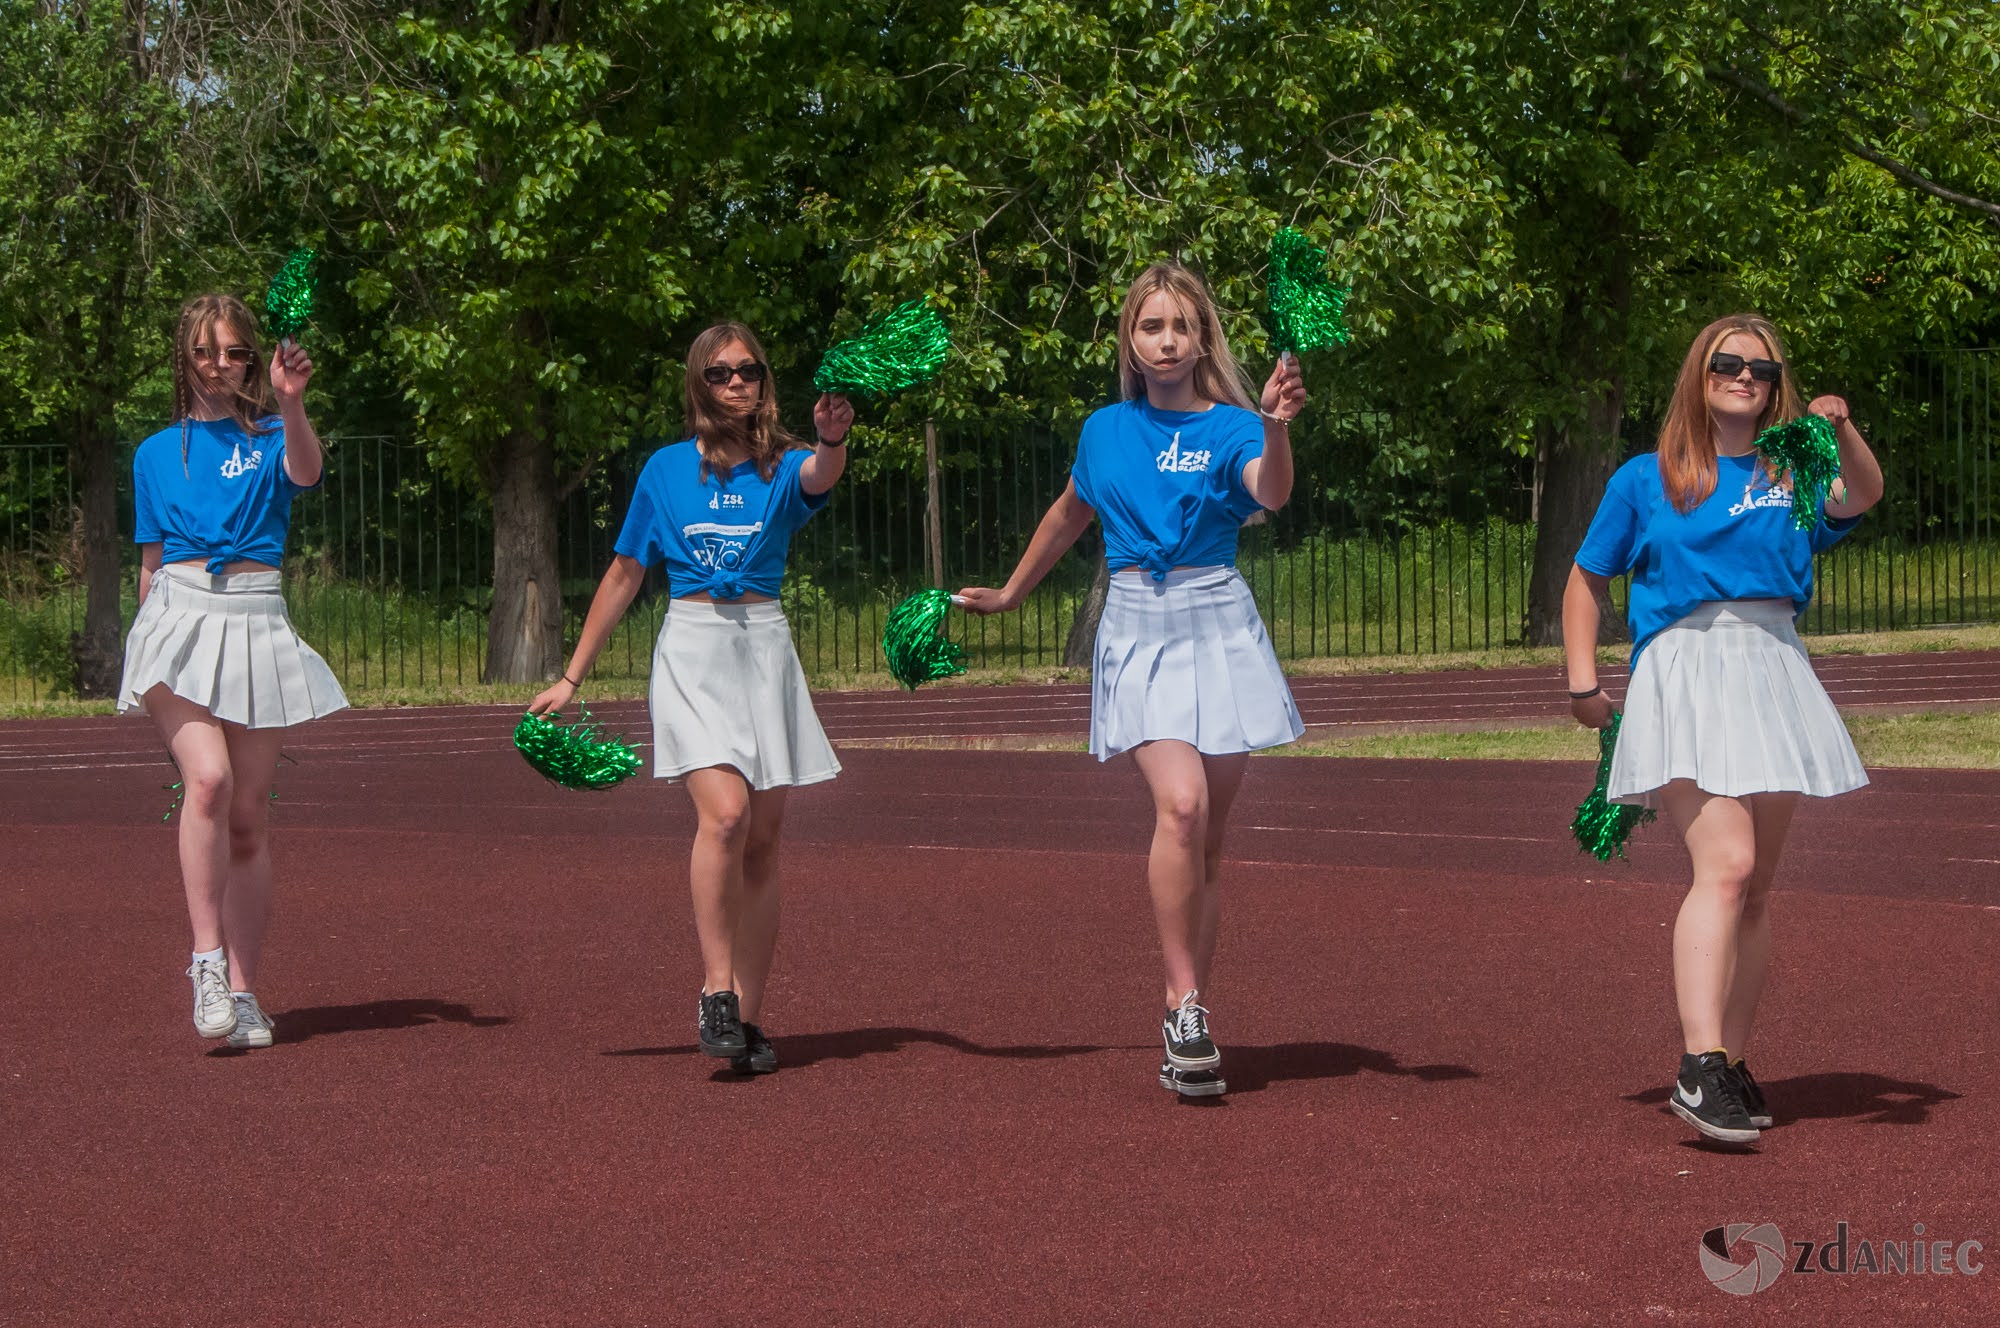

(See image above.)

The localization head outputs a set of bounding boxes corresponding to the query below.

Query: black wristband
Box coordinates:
[819,436,848,448]
[563,673,582,688]
[1567,685,1602,701]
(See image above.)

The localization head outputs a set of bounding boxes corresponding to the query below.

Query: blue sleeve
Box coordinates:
[1223,410,1268,516]
[1811,511,1862,554]
[1070,416,1099,510]
[133,446,160,545]
[778,448,829,530]
[1575,466,1643,576]
[612,464,666,568]
[269,423,321,494]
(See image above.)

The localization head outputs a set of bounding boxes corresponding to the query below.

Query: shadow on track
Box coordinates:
[255,998,511,1046]
[1221,1041,1481,1095]
[603,1026,1118,1068]
[1626,1071,1960,1127]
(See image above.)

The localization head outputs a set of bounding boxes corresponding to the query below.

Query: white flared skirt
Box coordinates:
[1090,565,1304,762]
[118,566,348,729]
[648,598,841,790]
[1608,598,1868,808]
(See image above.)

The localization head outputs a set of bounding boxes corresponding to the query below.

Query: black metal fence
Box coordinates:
[4,350,1995,700]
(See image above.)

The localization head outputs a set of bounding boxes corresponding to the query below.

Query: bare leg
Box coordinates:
[1191,752,1250,996]
[147,687,234,954]
[733,787,790,1024]
[1131,741,1212,1009]
[1662,781,1760,1055]
[1721,792,1799,1057]
[219,723,287,991]
[685,766,753,998]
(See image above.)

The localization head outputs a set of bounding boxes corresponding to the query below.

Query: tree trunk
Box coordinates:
[484,427,564,682]
[1524,240,1634,647]
[1062,549,1109,668]
[69,416,125,697]
[1524,413,1627,646]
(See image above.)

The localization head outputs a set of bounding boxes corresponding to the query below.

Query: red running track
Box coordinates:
[3,706,1999,1325]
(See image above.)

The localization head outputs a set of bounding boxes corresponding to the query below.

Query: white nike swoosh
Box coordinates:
[1678,1084,1704,1108]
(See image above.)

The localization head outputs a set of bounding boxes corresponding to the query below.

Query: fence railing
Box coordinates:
[4,349,1995,700]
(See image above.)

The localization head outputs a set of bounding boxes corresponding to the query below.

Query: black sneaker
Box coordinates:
[1731,1058,1774,1129]
[1670,1051,1760,1145]
[732,1022,778,1075]
[1162,990,1220,1071]
[1159,1060,1227,1098]
[697,990,746,1058]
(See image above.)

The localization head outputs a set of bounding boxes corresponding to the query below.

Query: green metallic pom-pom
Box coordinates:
[881,588,966,690]
[1571,713,1654,862]
[1755,413,1843,531]
[514,707,643,790]
[815,299,950,398]
[264,248,316,342]
[1266,227,1350,357]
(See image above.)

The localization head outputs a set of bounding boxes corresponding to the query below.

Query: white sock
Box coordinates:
[191,946,225,966]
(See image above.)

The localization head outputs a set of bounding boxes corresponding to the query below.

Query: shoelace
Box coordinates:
[1171,993,1211,1045]
[234,996,269,1032]
[187,961,232,1019]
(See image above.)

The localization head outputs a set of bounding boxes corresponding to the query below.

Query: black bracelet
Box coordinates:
[819,436,848,449]
[1567,685,1602,701]
[563,673,583,688]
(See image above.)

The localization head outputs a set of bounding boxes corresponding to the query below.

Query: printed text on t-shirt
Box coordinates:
[1155,431,1212,474]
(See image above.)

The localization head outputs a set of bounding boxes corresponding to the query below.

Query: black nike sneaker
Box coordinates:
[1669,1050,1760,1145]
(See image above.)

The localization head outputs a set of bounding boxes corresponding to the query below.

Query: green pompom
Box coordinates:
[881,588,966,690]
[1755,414,1843,531]
[514,707,643,790]
[1266,227,1350,356]
[264,248,316,342]
[815,299,950,398]
[1571,713,1654,861]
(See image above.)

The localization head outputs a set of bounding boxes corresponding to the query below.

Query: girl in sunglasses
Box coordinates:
[1564,314,1883,1146]
[957,263,1306,1097]
[530,323,852,1075]
[119,293,348,1049]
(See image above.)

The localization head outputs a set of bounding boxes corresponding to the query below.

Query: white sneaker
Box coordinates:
[224,993,275,1049]
[187,958,238,1039]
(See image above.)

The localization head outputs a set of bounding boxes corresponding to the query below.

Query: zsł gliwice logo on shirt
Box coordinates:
[218,444,264,480]
[1155,430,1212,475]
[1728,477,1793,518]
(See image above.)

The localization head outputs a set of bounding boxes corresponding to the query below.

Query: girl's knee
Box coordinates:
[182,767,234,819]
[1156,792,1207,846]
[699,801,752,847]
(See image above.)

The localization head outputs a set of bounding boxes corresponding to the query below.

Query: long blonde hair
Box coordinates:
[1116,263,1254,411]
[1657,314,1803,512]
[683,322,802,481]
[172,294,274,433]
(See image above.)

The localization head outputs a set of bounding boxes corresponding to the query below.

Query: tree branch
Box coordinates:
[1709,65,2000,229]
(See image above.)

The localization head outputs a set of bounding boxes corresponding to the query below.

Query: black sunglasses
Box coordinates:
[702,360,767,387]
[1708,352,1783,384]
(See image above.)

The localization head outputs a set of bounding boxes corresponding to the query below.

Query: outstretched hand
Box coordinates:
[527,677,577,717]
[1806,394,1850,428]
[953,586,1015,616]
[269,340,314,405]
[815,393,855,444]
[1261,352,1306,422]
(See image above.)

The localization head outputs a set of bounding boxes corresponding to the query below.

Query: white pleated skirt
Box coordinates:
[1608,599,1868,808]
[118,566,348,729]
[649,598,841,790]
[1091,565,1304,762]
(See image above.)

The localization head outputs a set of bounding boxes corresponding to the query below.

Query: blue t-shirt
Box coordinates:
[612,440,828,600]
[1575,450,1861,663]
[1070,399,1267,579]
[133,417,318,571]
